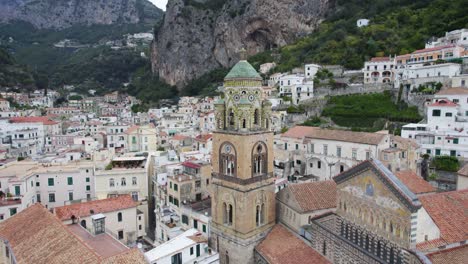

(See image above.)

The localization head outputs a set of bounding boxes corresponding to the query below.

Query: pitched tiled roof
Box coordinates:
[457,163,468,176]
[101,248,146,264]
[394,170,435,195]
[427,244,468,264]
[412,45,455,54]
[287,181,336,213]
[283,126,387,145]
[281,126,318,139]
[418,190,468,248]
[55,195,137,221]
[9,116,58,125]
[436,87,468,95]
[172,134,189,141]
[370,57,390,62]
[0,204,100,264]
[428,99,458,107]
[256,225,331,264]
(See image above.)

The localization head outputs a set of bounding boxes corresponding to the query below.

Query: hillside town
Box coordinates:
[0,23,467,264]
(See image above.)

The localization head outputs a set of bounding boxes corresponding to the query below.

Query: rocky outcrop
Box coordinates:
[0,0,162,29]
[151,0,333,88]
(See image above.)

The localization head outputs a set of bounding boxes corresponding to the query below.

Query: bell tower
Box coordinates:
[210,59,275,264]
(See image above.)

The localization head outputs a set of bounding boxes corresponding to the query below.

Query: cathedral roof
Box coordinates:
[224,60,262,80]
[256,224,331,264]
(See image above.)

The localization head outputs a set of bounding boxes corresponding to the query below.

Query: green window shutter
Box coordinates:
[48,178,54,186]
[67,177,73,185]
[86,185,91,191]
[86,177,90,182]
[14,186,20,196]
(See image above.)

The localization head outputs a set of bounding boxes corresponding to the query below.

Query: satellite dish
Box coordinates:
[137,243,143,249]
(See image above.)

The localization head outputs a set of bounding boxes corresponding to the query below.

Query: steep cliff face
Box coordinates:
[0,0,162,29]
[151,0,333,87]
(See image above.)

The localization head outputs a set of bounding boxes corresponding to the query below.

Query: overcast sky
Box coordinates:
[149,0,168,11]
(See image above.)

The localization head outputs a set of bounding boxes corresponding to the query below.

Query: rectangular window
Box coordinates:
[86,185,91,191]
[182,215,189,225]
[86,177,90,183]
[48,178,54,186]
[446,112,453,117]
[317,161,321,169]
[453,138,459,144]
[450,150,456,157]
[174,184,178,191]
[118,230,124,240]
[323,145,328,155]
[69,192,73,201]
[169,195,173,203]
[336,147,341,157]
[432,109,441,117]
[203,224,207,233]
[67,177,73,185]
[352,149,357,159]
[9,208,17,216]
[193,219,198,229]
[366,151,371,160]
[310,144,314,153]
[170,182,172,189]
[49,193,56,202]
[284,143,288,150]
[174,198,179,207]
[190,247,194,255]
[435,149,441,156]
[295,144,299,150]
[426,149,431,154]
[14,186,20,196]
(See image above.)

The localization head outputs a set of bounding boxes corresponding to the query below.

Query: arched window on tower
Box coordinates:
[254,109,259,125]
[220,143,236,177]
[252,142,267,176]
[228,109,235,127]
[256,203,266,226]
[223,203,227,224]
[228,204,233,225]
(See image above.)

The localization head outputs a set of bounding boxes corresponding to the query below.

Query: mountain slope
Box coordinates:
[0,0,162,29]
[250,0,468,71]
[151,0,333,88]
[180,0,468,97]
[0,0,163,93]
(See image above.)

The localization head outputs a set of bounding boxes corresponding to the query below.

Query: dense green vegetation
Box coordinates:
[322,92,422,130]
[124,64,177,104]
[432,156,460,172]
[302,116,327,127]
[0,46,36,89]
[0,1,162,93]
[249,0,468,71]
[182,68,229,97]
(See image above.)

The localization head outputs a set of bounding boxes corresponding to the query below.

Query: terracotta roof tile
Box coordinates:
[172,134,189,140]
[418,190,468,248]
[394,170,436,195]
[370,57,390,62]
[412,44,455,54]
[428,99,458,107]
[457,163,468,177]
[437,87,468,95]
[102,248,146,264]
[287,181,337,212]
[281,126,317,139]
[427,244,468,264]
[288,126,387,145]
[256,225,331,264]
[9,116,58,125]
[0,204,100,264]
[55,195,137,221]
